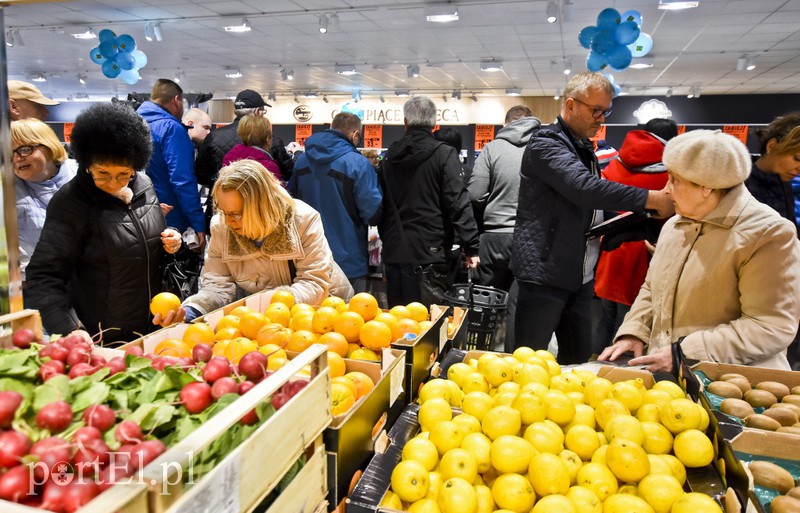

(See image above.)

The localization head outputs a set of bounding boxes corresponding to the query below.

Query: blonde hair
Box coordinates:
[237,114,272,147]
[10,118,67,165]
[564,72,615,98]
[213,159,294,240]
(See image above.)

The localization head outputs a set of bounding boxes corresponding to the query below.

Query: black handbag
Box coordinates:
[161,248,202,301]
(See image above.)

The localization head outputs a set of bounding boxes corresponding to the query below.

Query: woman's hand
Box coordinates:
[597,335,645,362]
[152,307,186,327]
[466,255,480,269]
[161,229,182,254]
[629,345,673,373]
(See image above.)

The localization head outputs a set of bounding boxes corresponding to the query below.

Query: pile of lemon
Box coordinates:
[384,349,723,513]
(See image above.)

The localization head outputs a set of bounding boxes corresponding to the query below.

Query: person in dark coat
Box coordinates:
[25,103,183,344]
[222,114,281,181]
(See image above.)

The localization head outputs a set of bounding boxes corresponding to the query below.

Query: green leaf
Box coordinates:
[69,368,111,394]
[129,403,177,431]
[33,374,71,410]
[256,401,276,422]
[139,373,172,404]
[0,378,35,400]
[0,349,39,379]
[71,382,109,413]
[125,354,154,370]
[108,388,129,412]
[164,366,198,389]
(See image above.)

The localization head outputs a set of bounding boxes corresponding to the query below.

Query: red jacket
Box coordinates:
[595,130,669,305]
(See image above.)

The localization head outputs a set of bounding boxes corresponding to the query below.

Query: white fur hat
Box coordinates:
[662,129,751,189]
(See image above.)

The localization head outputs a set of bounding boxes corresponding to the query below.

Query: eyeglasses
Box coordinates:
[89,168,135,184]
[217,210,243,222]
[12,144,44,158]
[569,97,613,120]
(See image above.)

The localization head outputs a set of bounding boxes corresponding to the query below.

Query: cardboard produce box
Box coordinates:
[390,306,447,402]
[430,304,467,352]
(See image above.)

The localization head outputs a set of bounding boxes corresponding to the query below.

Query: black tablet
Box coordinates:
[585,211,649,240]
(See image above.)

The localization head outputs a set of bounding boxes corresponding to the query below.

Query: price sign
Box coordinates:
[589,125,607,150]
[295,124,312,147]
[723,125,749,144]
[63,122,74,143]
[474,125,495,151]
[677,125,687,135]
[363,125,383,149]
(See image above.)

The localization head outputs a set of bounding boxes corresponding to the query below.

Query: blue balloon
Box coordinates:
[591,29,616,56]
[578,26,598,50]
[597,8,621,29]
[607,44,633,71]
[115,34,136,53]
[131,50,148,69]
[621,10,643,27]
[114,51,136,70]
[99,40,118,59]
[98,29,116,43]
[102,59,121,79]
[628,32,653,58]
[119,69,140,85]
[615,21,640,46]
[586,51,607,72]
[89,46,106,65]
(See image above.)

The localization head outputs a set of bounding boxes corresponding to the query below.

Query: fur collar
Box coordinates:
[223,206,304,260]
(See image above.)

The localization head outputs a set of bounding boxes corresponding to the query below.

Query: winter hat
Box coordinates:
[234,89,270,109]
[662,129,751,189]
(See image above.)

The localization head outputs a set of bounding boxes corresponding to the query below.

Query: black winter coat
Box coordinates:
[25,170,167,343]
[512,117,648,291]
[379,127,479,265]
[745,160,799,235]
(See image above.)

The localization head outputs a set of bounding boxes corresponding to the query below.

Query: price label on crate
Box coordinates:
[179,452,241,513]
[389,352,406,406]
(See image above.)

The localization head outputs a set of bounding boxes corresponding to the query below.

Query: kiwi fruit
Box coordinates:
[719,372,748,382]
[757,381,792,401]
[771,495,800,513]
[770,403,800,417]
[783,395,800,407]
[749,460,796,493]
[792,386,800,396]
[777,426,800,435]
[763,408,799,426]
[745,413,782,431]
[788,487,800,500]
[707,381,744,399]
[720,398,755,419]
[745,389,778,408]
[723,376,753,395]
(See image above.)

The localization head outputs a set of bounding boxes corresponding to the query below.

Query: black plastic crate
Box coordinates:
[443,282,508,351]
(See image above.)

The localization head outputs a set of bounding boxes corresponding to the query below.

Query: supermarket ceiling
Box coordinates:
[2,0,800,102]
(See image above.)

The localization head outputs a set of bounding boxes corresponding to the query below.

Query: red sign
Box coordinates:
[723,125,749,145]
[363,125,383,149]
[589,125,607,150]
[63,122,74,143]
[295,124,312,147]
[677,125,687,135]
[474,125,495,151]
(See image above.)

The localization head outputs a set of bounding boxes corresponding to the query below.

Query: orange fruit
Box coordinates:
[238,311,269,340]
[290,312,314,332]
[373,312,400,341]
[419,320,433,331]
[312,306,339,334]
[265,302,291,328]
[346,343,361,357]
[256,323,292,347]
[331,381,356,415]
[153,338,191,358]
[333,311,365,343]
[150,292,181,318]
[222,337,258,363]
[215,326,242,342]
[360,320,392,350]
[259,343,287,363]
[322,296,348,312]
[271,290,296,308]
[291,303,316,317]
[229,305,254,318]
[348,292,380,322]
[396,318,422,339]
[328,351,346,378]
[332,376,359,398]
[406,302,429,322]
[349,347,380,362]
[318,331,348,357]
[215,314,241,333]
[344,371,375,399]
[182,323,215,348]
[287,330,317,352]
[389,305,412,320]
[212,339,231,358]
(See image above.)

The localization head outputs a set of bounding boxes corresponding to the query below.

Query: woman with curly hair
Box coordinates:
[25,103,182,343]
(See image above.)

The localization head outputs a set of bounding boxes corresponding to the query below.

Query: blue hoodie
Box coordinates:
[289,130,382,279]
[137,101,204,233]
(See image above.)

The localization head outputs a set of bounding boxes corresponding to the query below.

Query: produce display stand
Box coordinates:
[429,304,467,358]
[389,306,446,402]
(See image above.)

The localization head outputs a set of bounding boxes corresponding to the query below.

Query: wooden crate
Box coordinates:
[140,343,332,513]
[1,483,149,513]
[0,309,43,348]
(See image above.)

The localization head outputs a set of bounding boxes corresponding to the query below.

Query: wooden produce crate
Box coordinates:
[1,483,149,513]
[390,306,447,402]
[0,309,44,347]
[140,343,332,513]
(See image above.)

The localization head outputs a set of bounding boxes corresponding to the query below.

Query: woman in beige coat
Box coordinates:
[599,130,800,372]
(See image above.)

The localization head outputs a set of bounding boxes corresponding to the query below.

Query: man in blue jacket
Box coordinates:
[289,112,382,292]
[137,78,206,252]
[512,72,673,364]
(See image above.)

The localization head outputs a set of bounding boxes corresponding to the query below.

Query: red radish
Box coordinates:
[129,440,167,470]
[36,401,74,433]
[40,479,69,513]
[192,343,213,363]
[72,438,110,476]
[283,379,308,398]
[105,356,127,376]
[73,426,102,444]
[202,356,231,383]
[0,390,24,428]
[123,345,144,357]
[239,381,256,394]
[211,377,239,400]
[180,382,213,414]
[271,391,290,410]
[68,362,101,379]
[0,431,32,468]
[89,354,106,367]
[61,333,89,351]
[66,348,91,367]
[63,479,100,513]
[151,357,178,371]
[39,360,66,381]
[175,356,194,368]
[0,464,34,502]
[41,343,70,363]
[12,328,36,349]
[82,404,116,432]
[97,464,133,491]
[238,351,267,381]
[111,443,136,470]
[240,409,258,425]
[115,420,143,444]
[30,437,71,480]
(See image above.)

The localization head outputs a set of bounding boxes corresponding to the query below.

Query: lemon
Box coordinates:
[597,431,608,446]
[576,462,618,501]
[583,377,613,409]
[619,484,638,494]
[482,405,522,440]
[447,381,463,407]
[503,355,520,368]
[594,398,631,430]
[439,477,478,513]
[565,424,600,461]
[462,372,490,394]
[652,380,685,399]
[408,498,441,513]
[529,452,571,496]
[420,378,453,404]
[636,403,662,423]
[476,353,500,374]
[673,429,714,468]
[512,346,536,363]
[511,390,547,425]
[513,362,551,387]
[559,449,583,485]
[380,490,404,510]
[566,404,597,431]
[474,484,495,513]
[419,397,453,431]
[591,445,608,465]
[660,454,687,485]
[447,362,474,389]
[491,473,536,513]
[604,414,644,445]
[493,391,518,406]
[545,359,561,377]
[497,381,522,396]
[605,437,650,483]
[659,398,702,434]
[611,379,646,413]
[484,357,514,387]
[391,459,430,502]
[670,492,723,513]
[535,349,557,362]
[524,421,565,454]
[522,381,550,398]
[453,413,482,435]
[696,402,710,431]
[426,471,443,501]
[641,389,673,409]
[460,432,493,473]
[430,420,466,455]
[439,448,478,483]
[532,494,576,513]
[566,485,602,513]
[568,391,586,405]
[637,473,684,513]
[640,421,674,455]
[490,435,535,474]
[461,391,495,421]
[403,436,440,471]
[545,390,577,426]
[647,454,673,476]
[602,493,654,513]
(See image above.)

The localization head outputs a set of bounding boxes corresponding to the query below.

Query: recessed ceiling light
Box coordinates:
[71,27,97,39]
[225,69,242,78]
[658,0,700,10]
[481,60,503,72]
[424,6,459,23]
[629,57,655,69]
[224,18,251,33]
[336,64,358,75]
[32,73,46,82]
[506,88,522,96]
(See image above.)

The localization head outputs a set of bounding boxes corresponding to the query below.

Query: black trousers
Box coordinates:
[384,263,422,306]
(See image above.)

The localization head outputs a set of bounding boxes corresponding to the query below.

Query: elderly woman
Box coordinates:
[25,103,182,343]
[222,114,281,181]
[156,159,353,324]
[599,130,800,371]
[11,119,77,281]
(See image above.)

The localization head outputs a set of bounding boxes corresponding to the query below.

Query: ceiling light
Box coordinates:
[480,60,503,72]
[506,88,522,96]
[5,29,13,47]
[225,69,242,78]
[546,0,559,23]
[287,69,295,80]
[319,14,329,34]
[224,18,251,33]
[452,90,462,100]
[442,93,448,103]
[745,56,756,71]
[629,57,655,69]
[329,13,340,32]
[563,59,572,75]
[303,91,318,97]
[78,73,87,85]
[425,6,459,23]
[687,86,701,98]
[407,64,420,78]
[336,64,358,75]
[268,92,277,102]
[32,73,46,82]
[352,90,361,102]
[471,93,478,102]
[152,22,163,42]
[658,0,700,9]
[554,88,562,100]
[71,27,97,39]
[144,23,155,41]
[6,29,22,47]
[395,89,410,96]
[174,70,185,83]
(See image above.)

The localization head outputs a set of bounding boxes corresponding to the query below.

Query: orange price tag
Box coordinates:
[63,122,74,143]
[474,125,495,151]
[589,125,607,150]
[723,125,749,145]
[295,124,312,147]
[677,125,687,135]
[363,125,383,149]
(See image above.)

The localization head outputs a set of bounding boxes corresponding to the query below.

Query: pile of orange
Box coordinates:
[331,371,375,416]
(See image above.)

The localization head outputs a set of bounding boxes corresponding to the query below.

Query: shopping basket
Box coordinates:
[443,269,508,351]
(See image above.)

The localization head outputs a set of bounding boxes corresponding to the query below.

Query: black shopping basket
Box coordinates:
[443,269,508,351]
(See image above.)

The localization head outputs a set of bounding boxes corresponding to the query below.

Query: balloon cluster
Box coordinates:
[89,29,148,85]
[579,8,652,74]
